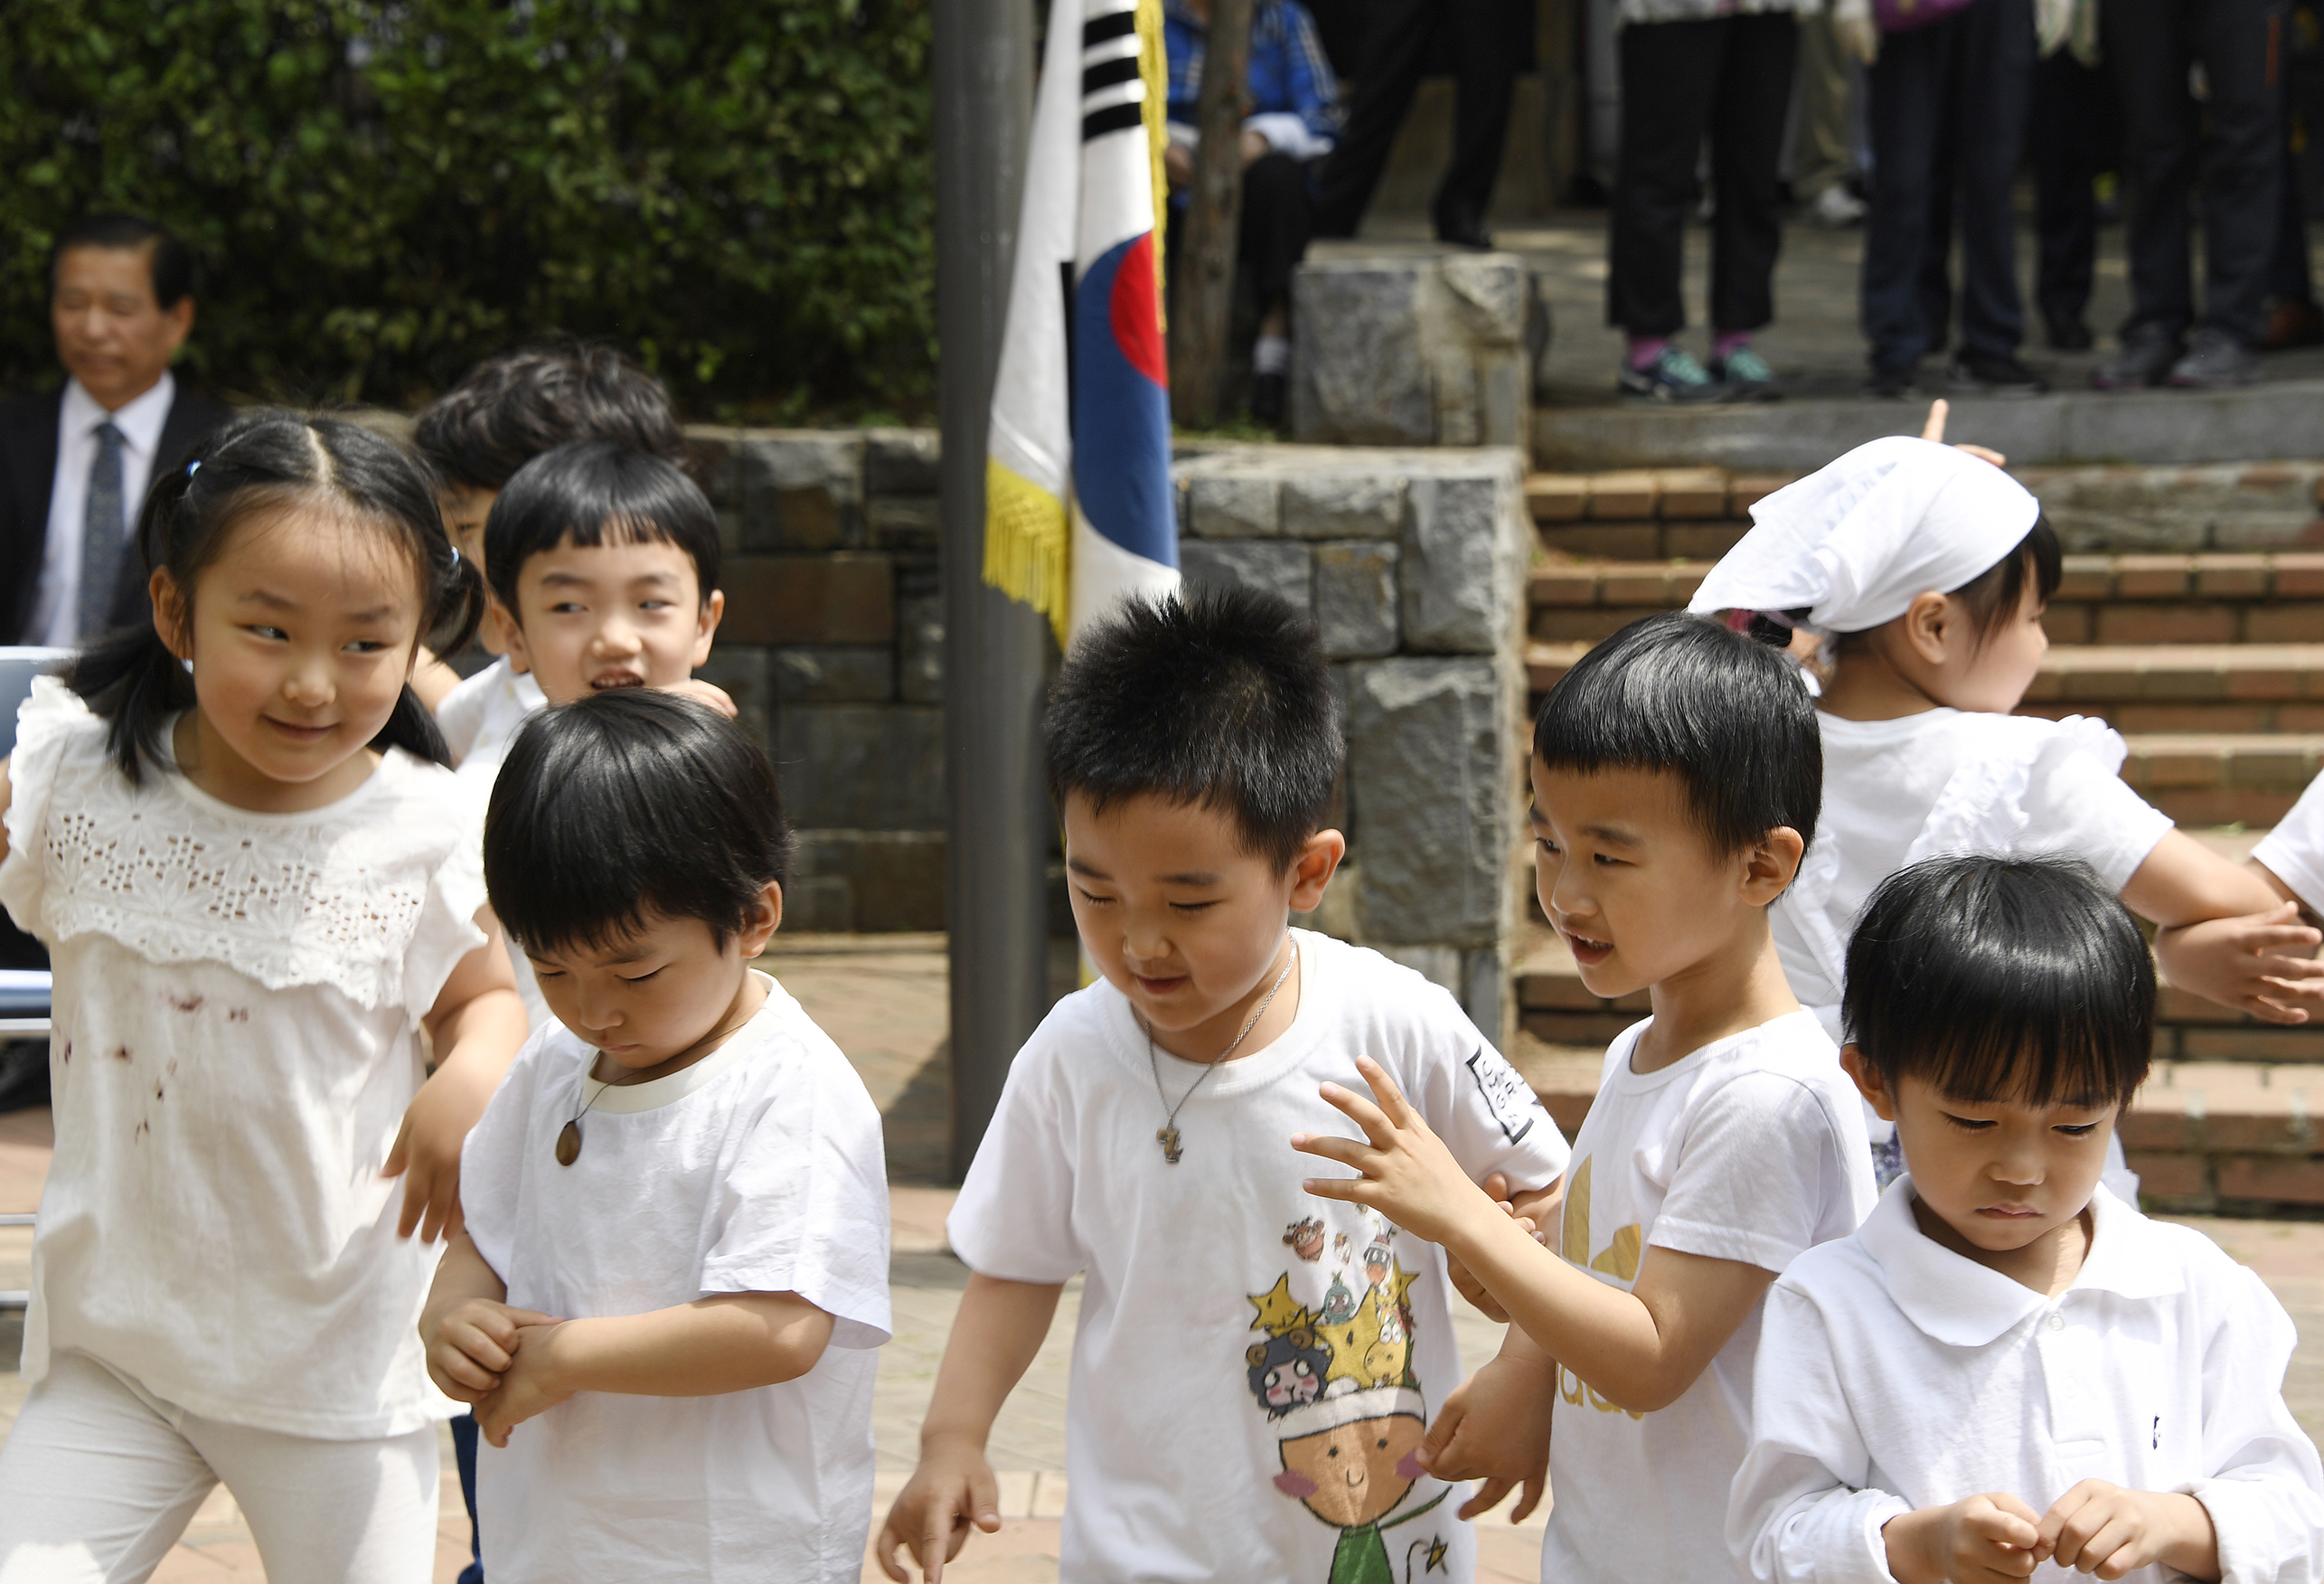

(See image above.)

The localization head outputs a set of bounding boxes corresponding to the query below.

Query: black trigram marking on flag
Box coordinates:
[1080,2,1145,141]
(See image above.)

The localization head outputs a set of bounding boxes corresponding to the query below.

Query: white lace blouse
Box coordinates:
[0,678,488,1438]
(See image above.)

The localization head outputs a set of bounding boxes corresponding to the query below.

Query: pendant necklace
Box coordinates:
[555,997,759,1166]
[1145,938,1296,1164]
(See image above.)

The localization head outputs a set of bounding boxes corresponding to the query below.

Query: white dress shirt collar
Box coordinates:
[60,368,176,461]
[1859,1175,2180,1347]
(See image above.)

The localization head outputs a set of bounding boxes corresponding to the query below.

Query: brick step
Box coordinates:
[1511,917,2324,1063]
[1529,552,2324,646]
[1513,1042,2324,1215]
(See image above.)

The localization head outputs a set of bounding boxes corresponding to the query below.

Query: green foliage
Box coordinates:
[0,0,935,416]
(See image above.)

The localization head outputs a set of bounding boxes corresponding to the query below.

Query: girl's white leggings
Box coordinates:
[0,1351,439,1584]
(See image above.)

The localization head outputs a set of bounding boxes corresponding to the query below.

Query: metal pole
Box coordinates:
[936,0,1049,1180]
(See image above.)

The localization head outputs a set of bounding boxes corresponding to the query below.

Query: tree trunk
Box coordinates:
[1168,0,1255,427]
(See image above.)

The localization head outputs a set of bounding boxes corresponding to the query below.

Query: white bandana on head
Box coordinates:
[1688,437,2041,636]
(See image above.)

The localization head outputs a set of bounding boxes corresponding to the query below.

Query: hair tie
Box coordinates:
[447,545,462,570]
[184,459,201,478]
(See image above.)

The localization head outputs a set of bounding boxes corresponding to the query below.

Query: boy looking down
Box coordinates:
[877,588,1569,1584]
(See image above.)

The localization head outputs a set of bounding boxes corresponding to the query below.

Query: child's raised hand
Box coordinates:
[1885,1493,2044,1583]
[425,1297,558,1404]
[474,1319,576,1448]
[1293,1055,1497,1248]
[2036,1480,2218,1579]
[2156,901,2324,1024]
[660,678,739,719]
[1419,1354,1554,1523]
[875,1438,1005,1583]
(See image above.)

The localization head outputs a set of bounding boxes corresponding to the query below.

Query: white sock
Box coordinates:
[1254,334,1290,375]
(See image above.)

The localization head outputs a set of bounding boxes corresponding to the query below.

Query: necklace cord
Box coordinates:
[1146,937,1297,1150]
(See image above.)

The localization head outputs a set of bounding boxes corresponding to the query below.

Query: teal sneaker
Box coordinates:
[1617,346,1726,404]
[1710,347,1783,402]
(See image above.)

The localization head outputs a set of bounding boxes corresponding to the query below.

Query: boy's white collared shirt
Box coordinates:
[1730,1178,2324,1584]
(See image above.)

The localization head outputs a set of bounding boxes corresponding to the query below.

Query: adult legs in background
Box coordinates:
[2103,0,2284,382]
[1434,0,1528,240]
[1311,0,1438,237]
[452,1411,485,1584]
[1793,8,1868,221]
[0,1351,440,1584]
[1706,13,1799,335]
[1950,0,2037,366]
[1610,15,1728,339]
[1864,18,1953,382]
[2030,48,2115,344]
[1239,150,1317,422]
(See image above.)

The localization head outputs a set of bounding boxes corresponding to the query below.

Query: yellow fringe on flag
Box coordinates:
[983,457,1072,647]
[1136,0,1169,334]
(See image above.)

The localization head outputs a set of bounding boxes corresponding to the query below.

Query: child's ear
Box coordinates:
[1900,590,1954,666]
[149,569,192,660]
[1287,829,1347,914]
[1741,826,1805,904]
[1839,1043,1897,1121]
[691,587,725,669]
[737,879,783,958]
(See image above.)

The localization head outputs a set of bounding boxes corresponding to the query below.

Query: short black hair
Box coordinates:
[1843,854,2154,1108]
[51,213,195,310]
[485,689,794,957]
[411,339,685,494]
[1535,611,1821,859]
[483,440,722,614]
[1045,587,1342,871]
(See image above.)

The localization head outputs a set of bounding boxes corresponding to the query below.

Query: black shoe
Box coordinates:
[1251,371,1288,428]
[2168,325,2263,388]
[1863,366,1916,400]
[2092,325,2184,390]
[1948,349,2048,397]
[1435,203,1493,250]
[2046,316,2093,352]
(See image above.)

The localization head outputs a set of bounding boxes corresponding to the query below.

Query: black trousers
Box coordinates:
[1242,151,1316,306]
[1862,0,2036,372]
[1312,0,1525,238]
[2029,48,2121,329]
[1605,12,1797,337]
[2103,0,2285,344]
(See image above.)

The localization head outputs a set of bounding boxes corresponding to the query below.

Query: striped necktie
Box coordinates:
[78,420,127,640]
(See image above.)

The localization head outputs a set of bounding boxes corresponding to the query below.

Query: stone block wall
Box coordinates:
[1291,251,1551,451]
[1174,446,1535,1046]
[683,426,948,934]
[682,429,1535,1051]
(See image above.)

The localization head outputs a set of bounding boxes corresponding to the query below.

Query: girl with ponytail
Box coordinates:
[0,410,527,1576]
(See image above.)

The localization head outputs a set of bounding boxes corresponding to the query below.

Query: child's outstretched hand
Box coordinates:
[426,1296,559,1404]
[875,1438,1005,1583]
[1418,1353,1554,1523]
[660,678,739,719]
[2156,900,2324,1024]
[1884,1493,2045,1583]
[2036,1480,2217,1579]
[475,1318,576,1448]
[384,1055,500,1243]
[1293,1055,1497,1248]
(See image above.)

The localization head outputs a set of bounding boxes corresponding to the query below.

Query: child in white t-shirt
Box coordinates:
[0,412,530,1577]
[1730,853,2324,1584]
[876,588,1570,1584]
[1688,433,2291,1188]
[1296,611,1877,1584]
[421,688,890,1584]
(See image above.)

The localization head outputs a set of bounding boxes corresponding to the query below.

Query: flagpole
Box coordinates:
[936,0,1049,1180]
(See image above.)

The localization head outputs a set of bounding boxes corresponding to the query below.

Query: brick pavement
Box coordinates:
[1,938,2320,1582]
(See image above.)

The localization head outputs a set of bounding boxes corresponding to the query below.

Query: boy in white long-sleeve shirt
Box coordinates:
[1729,854,2324,1584]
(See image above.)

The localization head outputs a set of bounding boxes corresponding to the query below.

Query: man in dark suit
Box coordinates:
[0,213,231,648]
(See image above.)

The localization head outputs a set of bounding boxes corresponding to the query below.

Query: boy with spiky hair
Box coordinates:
[877,587,1569,1584]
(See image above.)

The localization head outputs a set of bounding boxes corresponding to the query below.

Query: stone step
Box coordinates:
[1529,552,2324,646]
[1513,1040,2324,1215]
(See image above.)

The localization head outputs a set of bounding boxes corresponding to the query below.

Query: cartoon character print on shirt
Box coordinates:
[1557,1156,1644,1420]
[1252,1214,1451,1584]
